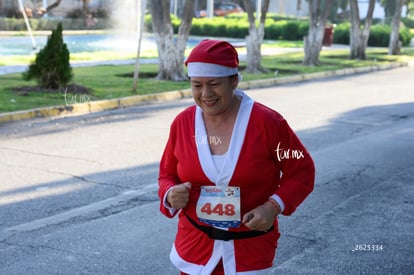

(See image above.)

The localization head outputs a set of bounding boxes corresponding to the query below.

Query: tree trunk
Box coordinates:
[44,0,62,13]
[133,0,147,92]
[176,0,194,68]
[33,0,61,16]
[388,0,404,55]
[245,25,266,73]
[242,0,270,73]
[349,0,375,60]
[82,0,91,16]
[156,33,186,81]
[303,24,325,66]
[149,0,194,81]
[303,0,333,66]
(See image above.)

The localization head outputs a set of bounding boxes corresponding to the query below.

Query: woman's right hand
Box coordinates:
[167,182,192,209]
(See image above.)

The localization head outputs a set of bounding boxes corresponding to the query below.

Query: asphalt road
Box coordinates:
[0,65,413,274]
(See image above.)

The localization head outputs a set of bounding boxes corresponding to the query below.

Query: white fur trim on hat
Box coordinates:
[187,62,239,77]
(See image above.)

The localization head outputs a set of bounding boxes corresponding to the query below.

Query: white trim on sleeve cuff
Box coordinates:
[163,187,178,216]
[270,194,285,213]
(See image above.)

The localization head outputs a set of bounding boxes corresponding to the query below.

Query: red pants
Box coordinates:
[180,258,224,275]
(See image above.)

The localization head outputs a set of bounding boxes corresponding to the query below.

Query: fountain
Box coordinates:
[16,0,38,51]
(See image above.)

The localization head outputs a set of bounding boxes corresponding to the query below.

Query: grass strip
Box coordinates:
[1,45,413,113]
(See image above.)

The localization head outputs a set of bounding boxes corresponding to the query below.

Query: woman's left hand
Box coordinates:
[241,200,281,231]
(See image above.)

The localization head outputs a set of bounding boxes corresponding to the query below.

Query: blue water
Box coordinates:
[0,34,206,56]
[0,34,146,56]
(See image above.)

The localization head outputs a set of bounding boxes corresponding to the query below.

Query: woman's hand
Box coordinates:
[167,182,192,209]
[242,199,281,231]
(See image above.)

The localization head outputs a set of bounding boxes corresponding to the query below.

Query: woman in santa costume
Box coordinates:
[158,39,315,275]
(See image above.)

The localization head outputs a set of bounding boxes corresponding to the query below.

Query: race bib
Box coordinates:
[196,186,241,228]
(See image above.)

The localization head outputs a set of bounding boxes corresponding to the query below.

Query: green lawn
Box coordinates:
[1,43,413,113]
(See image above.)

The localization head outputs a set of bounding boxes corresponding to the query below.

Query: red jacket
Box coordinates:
[159,94,315,274]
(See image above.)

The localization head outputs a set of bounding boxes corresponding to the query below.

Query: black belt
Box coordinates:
[185,214,273,241]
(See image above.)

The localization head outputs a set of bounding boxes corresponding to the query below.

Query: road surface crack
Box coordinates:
[0,160,123,189]
[0,146,101,164]
[0,240,102,259]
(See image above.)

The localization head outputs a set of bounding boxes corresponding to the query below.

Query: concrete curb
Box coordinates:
[0,62,409,124]
[0,89,192,124]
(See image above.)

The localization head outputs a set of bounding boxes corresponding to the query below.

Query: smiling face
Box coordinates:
[190,75,239,117]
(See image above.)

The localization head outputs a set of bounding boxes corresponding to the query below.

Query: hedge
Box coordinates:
[332,22,350,45]
[1,15,412,48]
[168,16,412,47]
[0,17,111,31]
[333,22,413,47]
[401,17,414,28]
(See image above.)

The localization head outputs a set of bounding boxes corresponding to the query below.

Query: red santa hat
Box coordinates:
[185,39,239,77]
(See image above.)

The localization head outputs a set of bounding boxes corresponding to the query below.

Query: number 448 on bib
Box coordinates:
[196,186,241,228]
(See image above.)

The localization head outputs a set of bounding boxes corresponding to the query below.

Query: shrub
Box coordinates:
[226,20,249,38]
[93,8,110,19]
[282,21,300,40]
[267,13,299,21]
[401,17,414,28]
[212,18,228,37]
[23,22,73,89]
[333,22,350,44]
[264,20,285,40]
[171,15,181,33]
[144,15,414,45]
[298,21,309,38]
[67,8,85,19]
[333,22,412,47]
[201,20,217,36]
[144,14,152,32]
[190,19,204,35]
[399,25,413,46]
[368,24,391,47]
